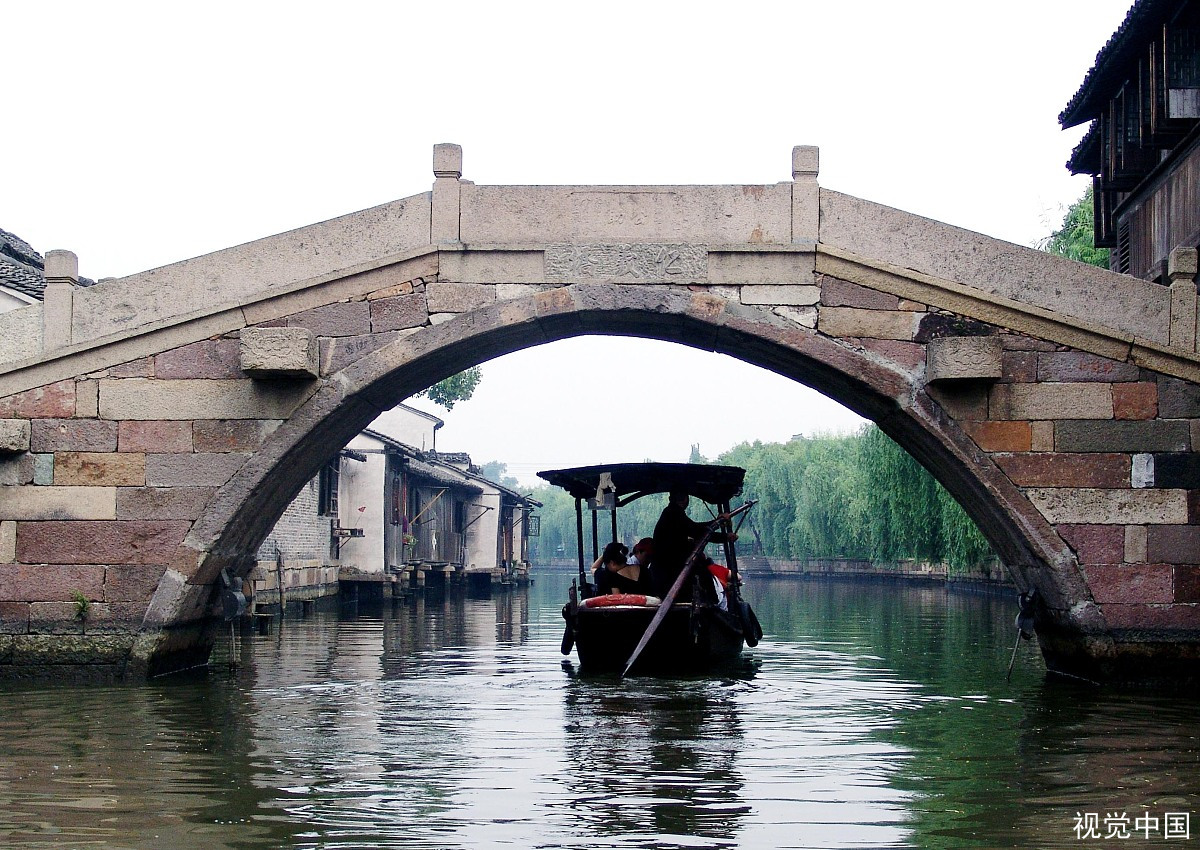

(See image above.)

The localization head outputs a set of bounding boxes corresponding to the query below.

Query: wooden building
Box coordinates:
[1062,0,1200,280]
[255,403,538,608]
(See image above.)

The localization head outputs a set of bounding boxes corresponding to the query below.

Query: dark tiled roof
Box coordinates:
[0,227,97,302]
[1060,0,1175,128]
[0,228,46,301]
[1066,122,1102,174]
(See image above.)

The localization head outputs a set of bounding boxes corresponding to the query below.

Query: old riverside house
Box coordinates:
[254,402,537,610]
[1062,0,1200,285]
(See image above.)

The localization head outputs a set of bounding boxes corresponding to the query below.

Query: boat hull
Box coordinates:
[564,602,746,674]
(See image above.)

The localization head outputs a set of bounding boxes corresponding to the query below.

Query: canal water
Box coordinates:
[1,576,1197,850]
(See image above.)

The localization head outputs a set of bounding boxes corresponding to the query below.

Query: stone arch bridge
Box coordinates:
[2,145,1199,684]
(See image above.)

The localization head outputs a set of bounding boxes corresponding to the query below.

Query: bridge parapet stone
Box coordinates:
[1168,246,1199,350]
[791,145,819,244]
[42,250,79,353]
[432,143,463,244]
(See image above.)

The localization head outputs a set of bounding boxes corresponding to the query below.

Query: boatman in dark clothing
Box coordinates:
[650,490,736,601]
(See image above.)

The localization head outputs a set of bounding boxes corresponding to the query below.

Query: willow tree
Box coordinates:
[1039,186,1109,269]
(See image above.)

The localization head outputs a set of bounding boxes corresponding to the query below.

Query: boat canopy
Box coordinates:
[537,462,745,505]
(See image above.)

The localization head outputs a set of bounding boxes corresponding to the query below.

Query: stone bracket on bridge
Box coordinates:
[239,327,319,378]
[925,335,1003,383]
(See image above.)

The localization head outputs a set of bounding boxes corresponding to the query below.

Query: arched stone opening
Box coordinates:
[144,284,1099,677]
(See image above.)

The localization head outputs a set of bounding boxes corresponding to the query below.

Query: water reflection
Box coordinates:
[560,679,749,847]
[0,576,1197,849]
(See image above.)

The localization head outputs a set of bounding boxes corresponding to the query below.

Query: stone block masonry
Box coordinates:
[0,146,1199,684]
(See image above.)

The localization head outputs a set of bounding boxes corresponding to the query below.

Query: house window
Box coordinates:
[1114,221,1132,275]
[318,459,340,517]
[453,499,466,534]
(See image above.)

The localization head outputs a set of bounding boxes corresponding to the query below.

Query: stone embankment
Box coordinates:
[536,557,1010,591]
[738,556,1010,592]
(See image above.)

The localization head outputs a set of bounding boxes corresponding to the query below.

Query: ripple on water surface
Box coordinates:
[0,579,1197,849]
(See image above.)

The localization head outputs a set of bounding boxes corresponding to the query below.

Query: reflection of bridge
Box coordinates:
[1,144,1198,682]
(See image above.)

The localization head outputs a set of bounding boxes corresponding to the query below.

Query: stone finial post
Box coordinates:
[432,143,463,244]
[42,249,79,352]
[1167,245,1199,351]
[791,145,819,245]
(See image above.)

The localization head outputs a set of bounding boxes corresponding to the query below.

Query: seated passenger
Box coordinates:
[626,538,654,570]
[703,558,731,610]
[592,541,646,595]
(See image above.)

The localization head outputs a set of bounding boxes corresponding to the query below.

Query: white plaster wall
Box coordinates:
[0,301,42,364]
[340,433,386,572]
[0,289,36,313]
[464,484,501,572]
[366,404,440,450]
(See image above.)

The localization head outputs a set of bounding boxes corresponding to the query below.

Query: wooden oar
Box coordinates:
[621,502,753,678]
[619,530,713,678]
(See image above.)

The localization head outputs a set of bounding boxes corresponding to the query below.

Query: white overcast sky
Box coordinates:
[4,1,1133,486]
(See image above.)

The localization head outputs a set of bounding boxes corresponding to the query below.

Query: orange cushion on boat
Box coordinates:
[581,593,662,608]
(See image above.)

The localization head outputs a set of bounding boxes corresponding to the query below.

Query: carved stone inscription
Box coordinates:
[926,336,1002,383]
[544,244,708,282]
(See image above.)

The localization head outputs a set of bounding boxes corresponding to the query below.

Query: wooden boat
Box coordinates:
[537,462,762,675]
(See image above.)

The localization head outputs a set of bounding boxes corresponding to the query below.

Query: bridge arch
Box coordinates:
[166,284,1094,677]
[1,145,1198,683]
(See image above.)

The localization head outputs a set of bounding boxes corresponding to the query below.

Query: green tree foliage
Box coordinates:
[528,428,995,572]
[476,460,519,491]
[1039,186,1109,268]
[719,428,993,571]
[417,367,482,410]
